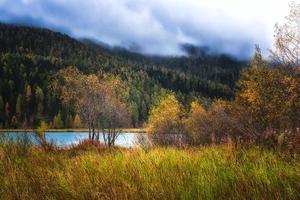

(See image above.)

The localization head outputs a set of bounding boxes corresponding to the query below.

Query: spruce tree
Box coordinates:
[73,114,82,128]
[16,94,22,118]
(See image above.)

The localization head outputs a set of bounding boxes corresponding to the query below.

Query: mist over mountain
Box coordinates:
[0,2,299,199]
[0,0,289,58]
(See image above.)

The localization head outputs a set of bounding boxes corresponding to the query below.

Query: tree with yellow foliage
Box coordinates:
[73,114,82,128]
[271,0,300,67]
[238,68,298,128]
[186,100,231,145]
[233,49,300,145]
[57,67,130,147]
[208,100,231,143]
[147,93,185,145]
[185,101,211,145]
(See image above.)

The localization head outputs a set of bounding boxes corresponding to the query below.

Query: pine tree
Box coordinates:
[65,114,73,128]
[35,86,44,102]
[5,102,9,118]
[53,111,63,128]
[35,86,44,121]
[130,102,139,128]
[0,96,4,117]
[25,85,32,103]
[11,115,18,128]
[73,114,82,128]
[16,94,22,118]
[24,85,32,120]
[4,102,10,127]
[0,96,4,127]
[37,103,43,120]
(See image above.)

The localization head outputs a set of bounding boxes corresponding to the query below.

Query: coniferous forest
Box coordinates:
[0,23,243,128]
[0,1,300,199]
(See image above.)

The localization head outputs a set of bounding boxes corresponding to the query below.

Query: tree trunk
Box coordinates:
[88,122,91,140]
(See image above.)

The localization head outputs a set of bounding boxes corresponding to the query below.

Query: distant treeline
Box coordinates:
[0,23,244,128]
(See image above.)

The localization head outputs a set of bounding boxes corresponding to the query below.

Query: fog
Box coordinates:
[0,0,290,58]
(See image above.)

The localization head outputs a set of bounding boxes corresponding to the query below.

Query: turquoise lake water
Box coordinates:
[0,132,143,147]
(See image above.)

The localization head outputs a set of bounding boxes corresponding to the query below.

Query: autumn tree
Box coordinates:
[208,100,231,143]
[147,93,186,146]
[232,49,300,145]
[35,86,44,120]
[99,97,130,147]
[271,0,300,67]
[65,114,73,128]
[77,75,105,140]
[24,84,32,124]
[229,2,300,147]
[73,114,82,128]
[10,115,18,128]
[53,111,63,128]
[25,85,32,103]
[130,102,139,128]
[186,100,231,145]
[58,67,131,146]
[185,101,211,145]
[16,94,22,119]
[5,102,10,122]
[97,73,131,146]
[60,67,108,140]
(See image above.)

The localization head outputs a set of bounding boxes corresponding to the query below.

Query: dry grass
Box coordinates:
[0,137,299,200]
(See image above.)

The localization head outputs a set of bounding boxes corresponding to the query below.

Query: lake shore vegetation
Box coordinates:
[0,1,300,200]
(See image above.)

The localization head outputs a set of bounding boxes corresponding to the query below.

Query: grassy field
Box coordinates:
[0,138,299,200]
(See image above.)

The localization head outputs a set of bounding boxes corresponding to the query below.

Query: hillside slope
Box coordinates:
[0,23,245,128]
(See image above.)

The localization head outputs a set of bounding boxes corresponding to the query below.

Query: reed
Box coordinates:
[0,139,299,200]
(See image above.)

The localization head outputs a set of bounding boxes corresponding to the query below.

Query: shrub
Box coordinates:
[185,101,211,145]
[185,100,232,145]
[147,93,186,146]
[34,121,57,152]
[70,139,105,151]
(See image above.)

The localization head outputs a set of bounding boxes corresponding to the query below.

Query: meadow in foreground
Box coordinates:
[0,138,299,200]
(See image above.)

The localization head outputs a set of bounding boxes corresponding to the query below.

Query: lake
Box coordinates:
[0,132,144,148]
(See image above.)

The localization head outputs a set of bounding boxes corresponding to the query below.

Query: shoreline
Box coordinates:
[0,128,147,133]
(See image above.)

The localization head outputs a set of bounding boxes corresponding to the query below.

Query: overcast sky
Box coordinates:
[0,0,291,58]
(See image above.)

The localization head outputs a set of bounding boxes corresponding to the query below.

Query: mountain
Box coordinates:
[0,23,246,128]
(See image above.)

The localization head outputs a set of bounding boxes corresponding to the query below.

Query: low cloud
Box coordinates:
[0,0,290,58]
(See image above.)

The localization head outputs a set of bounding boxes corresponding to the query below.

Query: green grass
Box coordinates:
[0,141,299,200]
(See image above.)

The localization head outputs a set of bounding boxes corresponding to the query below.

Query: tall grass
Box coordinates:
[0,139,299,199]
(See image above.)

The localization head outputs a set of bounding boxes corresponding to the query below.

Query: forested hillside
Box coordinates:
[0,23,245,128]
